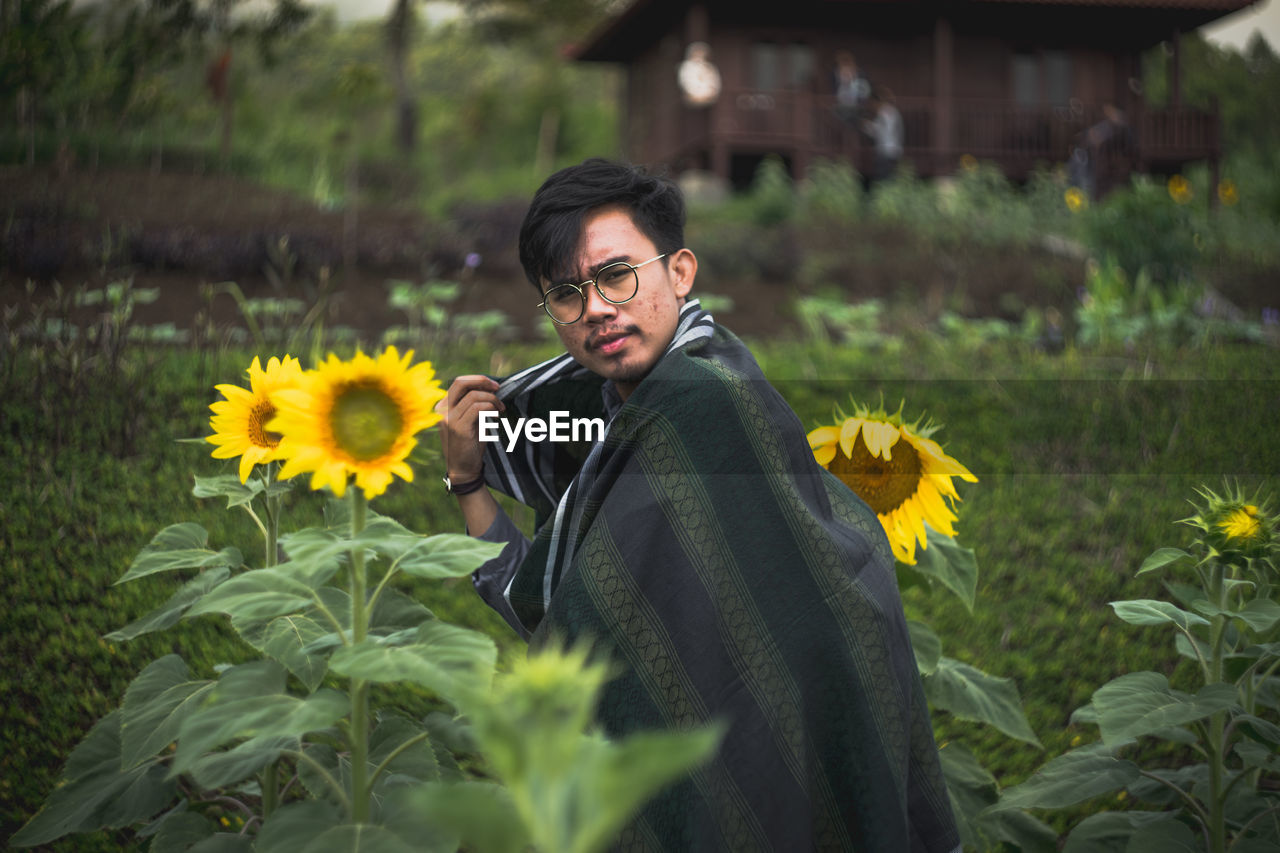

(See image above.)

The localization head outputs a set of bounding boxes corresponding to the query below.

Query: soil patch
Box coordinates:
[1,165,1104,344]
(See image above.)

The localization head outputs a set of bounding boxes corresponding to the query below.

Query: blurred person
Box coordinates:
[1069,102,1128,198]
[438,158,960,852]
[833,50,871,124]
[863,89,904,184]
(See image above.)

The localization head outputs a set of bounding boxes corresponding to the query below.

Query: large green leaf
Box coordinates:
[150,811,216,853]
[392,533,505,580]
[105,568,231,641]
[116,523,242,584]
[988,743,1140,813]
[370,714,439,789]
[907,619,941,676]
[1061,811,1188,853]
[299,824,419,853]
[10,711,177,846]
[1191,598,1280,634]
[120,655,215,769]
[908,528,978,612]
[186,735,297,789]
[172,661,349,777]
[188,834,253,852]
[233,612,330,693]
[255,801,342,853]
[369,589,434,634]
[328,622,497,705]
[1092,671,1237,747]
[405,782,531,853]
[939,742,996,852]
[925,657,1041,746]
[186,567,316,622]
[573,725,724,853]
[1109,600,1208,631]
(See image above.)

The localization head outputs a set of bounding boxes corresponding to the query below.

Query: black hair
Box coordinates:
[518,158,686,293]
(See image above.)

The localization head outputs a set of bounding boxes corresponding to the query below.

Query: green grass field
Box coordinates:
[3,330,1276,850]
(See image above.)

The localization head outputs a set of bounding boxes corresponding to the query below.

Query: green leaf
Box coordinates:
[1237,740,1280,772]
[299,824,418,853]
[908,528,978,612]
[1092,672,1237,747]
[233,612,331,693]
[150,811,215,853]
[393,533,505,580]
[193,474,263,509]
[187,735,296,789]
[925,657,1041,746]
[1109,599,1209,631]
[1238,598,1280,633]
[1122,818,1198,852]
[907,619,941,676]
[188,834,253,853]
[573,725,724,853]
[120,655,215,769]
[1175,632,1213,664]
[1061,811,1187,853]
[277,528,349,587]
[117,523,242,584]
[172,662,349,777]
[105,568,231,642]
[1235,713,1280,748]
[328,622,497,706]
[369,589,434,635]
[406,782,531,853]
[988,743,1140,813]
[9,711,177,846]
[1137,547,1191,576]
[940,743,1057,853]
[255,801,342,853]
[186,568,315,622]
[370,715,439,788]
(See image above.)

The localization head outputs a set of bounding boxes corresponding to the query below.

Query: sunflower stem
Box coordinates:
[348,486,370,824]
[263,463,279,569]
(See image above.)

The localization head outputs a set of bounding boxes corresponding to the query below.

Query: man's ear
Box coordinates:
[670,248,697,299]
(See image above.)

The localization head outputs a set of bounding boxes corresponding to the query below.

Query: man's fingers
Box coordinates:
[445,375,502,409]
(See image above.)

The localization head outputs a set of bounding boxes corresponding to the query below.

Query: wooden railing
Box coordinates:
[692,90,1219,176]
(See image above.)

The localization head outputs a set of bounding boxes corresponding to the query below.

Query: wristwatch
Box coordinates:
[443,467,486,495]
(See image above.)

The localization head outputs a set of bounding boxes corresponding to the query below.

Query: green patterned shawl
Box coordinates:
[483,302,959,852]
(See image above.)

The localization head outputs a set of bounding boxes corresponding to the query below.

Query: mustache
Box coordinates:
[586,325,639,350]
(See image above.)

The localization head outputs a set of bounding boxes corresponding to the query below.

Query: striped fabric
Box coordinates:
[480,300,959,851]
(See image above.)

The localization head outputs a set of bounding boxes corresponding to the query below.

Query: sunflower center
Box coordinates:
[329,383,405,462]
[248,400,282,449]
[828,432,923,516]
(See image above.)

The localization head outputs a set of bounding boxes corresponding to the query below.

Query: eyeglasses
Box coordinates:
[538,254,667,325]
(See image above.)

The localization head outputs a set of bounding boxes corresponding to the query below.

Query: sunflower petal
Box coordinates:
[863,420,900,460]
[839,417,864,458]
[814,445,837,467]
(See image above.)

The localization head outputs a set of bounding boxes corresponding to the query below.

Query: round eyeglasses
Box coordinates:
[538,254,667,325]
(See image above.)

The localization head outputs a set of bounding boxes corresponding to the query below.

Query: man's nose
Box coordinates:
[582,283,618,322]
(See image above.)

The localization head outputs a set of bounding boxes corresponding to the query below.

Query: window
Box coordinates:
[1013,53,1039,106]
[1044,51,1072,105]
[1013,51,1074,105]
[752,43,780,90]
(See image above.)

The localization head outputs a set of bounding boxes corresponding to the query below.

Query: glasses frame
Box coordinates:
[538,253,668,325]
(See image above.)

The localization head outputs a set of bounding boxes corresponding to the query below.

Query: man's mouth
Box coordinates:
[589,329,635,355]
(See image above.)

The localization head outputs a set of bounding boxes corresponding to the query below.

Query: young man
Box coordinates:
[440,159,959,852]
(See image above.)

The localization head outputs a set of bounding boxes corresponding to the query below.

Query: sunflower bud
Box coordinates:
[1188,486,1275,564]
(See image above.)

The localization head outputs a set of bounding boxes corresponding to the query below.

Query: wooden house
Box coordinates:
[572,0,1258,192]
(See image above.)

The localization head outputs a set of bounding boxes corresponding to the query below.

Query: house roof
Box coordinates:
[572,0,1260,61]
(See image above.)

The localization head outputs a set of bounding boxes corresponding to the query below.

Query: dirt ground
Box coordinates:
[0,164,1157,345]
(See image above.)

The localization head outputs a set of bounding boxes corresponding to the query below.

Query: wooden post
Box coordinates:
[1209,94,1220,211]
[933,16,954,175]
[1170,29,1182,110]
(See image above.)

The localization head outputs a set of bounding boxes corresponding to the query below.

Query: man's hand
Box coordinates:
[437,375,505,482]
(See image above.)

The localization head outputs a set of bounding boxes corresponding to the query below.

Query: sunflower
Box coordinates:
[1168,175,1192,205]
[808,403,977,565]
[1064,187,1087,213]
[207,355,305,482]
[1217,180,1239,207]
[269,347,447,499]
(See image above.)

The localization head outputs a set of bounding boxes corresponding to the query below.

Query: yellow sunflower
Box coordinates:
[808,404,977,565]
[268,347,446,499]
[1064,187,1087,213]
[1168,175,1192,204]
[207,355,304,483]
[1217,180,1239,207]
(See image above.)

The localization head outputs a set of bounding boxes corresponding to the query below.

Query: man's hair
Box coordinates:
[518,158,685,292]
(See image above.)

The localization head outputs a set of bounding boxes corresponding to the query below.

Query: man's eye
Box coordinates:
[598,266,630,285]
[548,287,579,305]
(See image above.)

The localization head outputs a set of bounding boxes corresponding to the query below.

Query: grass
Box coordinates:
[2,327,1277,849]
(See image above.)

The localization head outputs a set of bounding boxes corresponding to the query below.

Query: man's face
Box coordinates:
[544,205,694,400]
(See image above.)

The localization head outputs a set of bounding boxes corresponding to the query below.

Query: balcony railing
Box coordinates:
[689,90,1219,177]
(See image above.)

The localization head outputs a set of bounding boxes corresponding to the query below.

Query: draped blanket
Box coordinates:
[482,302,959,852]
